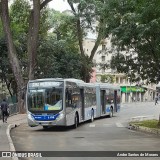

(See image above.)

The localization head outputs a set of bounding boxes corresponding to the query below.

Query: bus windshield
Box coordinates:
[27,87,63,112]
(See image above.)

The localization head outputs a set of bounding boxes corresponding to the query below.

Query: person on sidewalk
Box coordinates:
[0,99,9,123]
[155,96,158,105]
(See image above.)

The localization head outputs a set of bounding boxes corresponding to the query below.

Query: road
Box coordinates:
[11,102,160,160]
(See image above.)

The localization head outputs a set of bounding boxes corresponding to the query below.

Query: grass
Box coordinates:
[131,119,160,129]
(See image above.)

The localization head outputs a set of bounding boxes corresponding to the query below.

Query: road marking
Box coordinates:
[103,124,112,127]
[89,123,125,128]
[89,124,95,127]
[116,122,124,127]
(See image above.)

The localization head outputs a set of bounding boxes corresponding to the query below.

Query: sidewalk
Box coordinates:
[0,114,27,160]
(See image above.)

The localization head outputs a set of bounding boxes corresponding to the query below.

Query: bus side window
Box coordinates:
[66,88,72,107]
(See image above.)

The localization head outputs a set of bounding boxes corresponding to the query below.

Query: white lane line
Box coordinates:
[103,124,112,127]
[89,124,95,127]
[116,122,124,128]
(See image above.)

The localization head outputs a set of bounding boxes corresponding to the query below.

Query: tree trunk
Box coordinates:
[28,0,40,80]
[0,0,25,113]
[89,31,103,61]
[89,19,105,61]
[0,0,52,112]
[76,19,85,57]
[67,1,107,82]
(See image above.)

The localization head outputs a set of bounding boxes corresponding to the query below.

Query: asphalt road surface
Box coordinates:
[11,102,160,160]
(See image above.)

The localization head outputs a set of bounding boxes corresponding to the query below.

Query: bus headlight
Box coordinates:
[56,113,64,121]
[28,113,34,121]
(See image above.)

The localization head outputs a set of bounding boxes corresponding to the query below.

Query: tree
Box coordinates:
[0,37,16,98]
[107,0,160,83]
[48,9,93,81]
[0,0,52,112]
[36,36,82,79]
[100,74,115,83]
[48,9,79,50]
[67,0,109,82]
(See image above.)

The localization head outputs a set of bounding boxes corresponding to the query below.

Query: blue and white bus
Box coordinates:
[26,78,121,129]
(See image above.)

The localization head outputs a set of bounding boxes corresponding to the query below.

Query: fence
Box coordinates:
[0,103,19,120]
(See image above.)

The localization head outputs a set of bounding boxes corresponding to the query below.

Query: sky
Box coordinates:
[49,0,71,12]
[49,0,96,39]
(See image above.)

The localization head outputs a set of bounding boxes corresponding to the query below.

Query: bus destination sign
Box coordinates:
[29,81,62,88]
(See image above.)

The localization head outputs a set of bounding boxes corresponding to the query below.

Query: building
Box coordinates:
[61,8,157,103]
[83,37,156,103]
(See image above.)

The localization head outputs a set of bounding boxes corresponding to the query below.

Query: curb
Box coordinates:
[7,124,20,160]
[128,123,160,135]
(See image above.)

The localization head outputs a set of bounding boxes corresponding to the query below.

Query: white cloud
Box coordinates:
[49,0,71,12]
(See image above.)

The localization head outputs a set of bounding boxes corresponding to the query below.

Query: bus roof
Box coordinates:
[29,78,84,83]
[28,78,64,83]
[28,78,120,89]
[94,83,121,90]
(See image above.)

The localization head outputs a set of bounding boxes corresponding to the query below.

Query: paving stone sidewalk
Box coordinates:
[0,114,27,160]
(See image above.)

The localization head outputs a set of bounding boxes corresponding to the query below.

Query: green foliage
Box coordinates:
[131,120,160,129]
[100,74,115,83]
[45,9,93,80]
[39,6,51,38]
[36,36,82,79]
[0,0,95,91]
[48,9,78,44]
[0,38,16,97]
[0,0,58,97]
[10,0,30,35]
[107,0,160,83]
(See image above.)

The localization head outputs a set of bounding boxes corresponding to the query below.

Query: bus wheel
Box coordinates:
[90,109,94,122]
[74,114,78,129]
[109,107,113,118]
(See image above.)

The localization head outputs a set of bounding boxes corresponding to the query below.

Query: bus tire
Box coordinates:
[74,114,78,129]
[109,107,113,118]
[90,109,94,122]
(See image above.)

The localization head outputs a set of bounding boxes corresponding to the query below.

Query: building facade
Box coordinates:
[83,37,156,103]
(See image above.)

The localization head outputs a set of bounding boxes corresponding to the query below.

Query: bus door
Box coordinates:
[80,88,85,120]
[114,90,117,112]
[101,90,106,114]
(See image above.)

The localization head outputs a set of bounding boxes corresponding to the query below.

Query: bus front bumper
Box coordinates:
[27,113,65,127]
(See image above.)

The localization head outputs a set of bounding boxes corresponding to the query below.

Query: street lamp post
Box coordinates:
[128,71,133,103]
[126,85,128,102]
[128,77,131,102]
[130,78,132,103]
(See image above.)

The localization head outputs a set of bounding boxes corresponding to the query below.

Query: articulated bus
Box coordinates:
[26,78,121,129]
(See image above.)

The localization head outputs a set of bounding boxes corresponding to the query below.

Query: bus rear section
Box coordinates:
[96,84,121,118]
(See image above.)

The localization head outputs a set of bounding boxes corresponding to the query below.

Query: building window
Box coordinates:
[120,78,123,83]
[102,44,106,50]
[101,56,105,62]
[116,77,119,83]
[126,56,129,61]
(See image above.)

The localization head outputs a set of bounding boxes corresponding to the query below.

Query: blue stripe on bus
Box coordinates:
[32,113,60,121]
[106,106,110,112]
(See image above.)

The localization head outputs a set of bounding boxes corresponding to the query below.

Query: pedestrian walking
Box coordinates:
[0,99,9,123]
[155,96,158,105]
